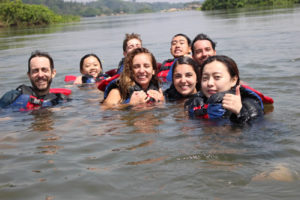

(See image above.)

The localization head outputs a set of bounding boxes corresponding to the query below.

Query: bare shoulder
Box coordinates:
[103,88,122,105]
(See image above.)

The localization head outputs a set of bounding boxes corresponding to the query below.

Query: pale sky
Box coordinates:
[65,0,198,3]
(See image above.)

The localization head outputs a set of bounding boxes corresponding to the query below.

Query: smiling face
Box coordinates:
[81,56,102,78]
[201,60,237,98]
[170,35,191,58]
[28,56,56,96]
[132,53,155,90]
[173,64,197,96]
[193,40,216,65]
[124,38,142,56]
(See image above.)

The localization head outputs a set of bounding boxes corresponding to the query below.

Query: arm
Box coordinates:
[0,90,21,108]
[230,97,264,123]
[102,88,122,106]
[73,76,83,85]
[223,86,264,123]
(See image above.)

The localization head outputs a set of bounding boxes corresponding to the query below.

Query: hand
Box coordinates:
[73,75,83,85]
[222,85,242,115]
[129,91,148,105]
[146,89,164,103]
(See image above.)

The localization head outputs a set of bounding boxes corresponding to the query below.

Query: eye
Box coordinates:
[196,49,203,54]
[214,75,221,80]
[174,74,182,79]
[186,72,194,77]
[133,64,140,69]
[32,69,39,74]
[202,76,208,81]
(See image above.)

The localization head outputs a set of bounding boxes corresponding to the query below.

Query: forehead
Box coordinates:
[84,56,99,63]
[30,56,51,69]
[194,40,213,49]
[127,38,141,46]
[133,53,152,63]
[172,35,188,43]
[203,61,228,74]
[174,64,195,73]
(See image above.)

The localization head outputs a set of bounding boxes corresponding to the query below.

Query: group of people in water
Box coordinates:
[0,33,273,124]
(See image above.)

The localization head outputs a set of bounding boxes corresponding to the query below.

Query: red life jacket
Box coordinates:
[11,85,71,111]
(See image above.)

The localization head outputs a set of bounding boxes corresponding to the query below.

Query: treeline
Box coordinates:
[0,0,79,27]
[22,0,187,17]
[202,0,300,10]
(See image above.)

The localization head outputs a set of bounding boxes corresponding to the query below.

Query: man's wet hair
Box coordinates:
[28,50,54,73]
[191,33,216,54]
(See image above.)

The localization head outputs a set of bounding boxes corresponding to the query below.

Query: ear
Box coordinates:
[27,72,30,79]
[123,51,127,57]
[51,69,56,79]
[213,50,216,56]
[230,76,238,87]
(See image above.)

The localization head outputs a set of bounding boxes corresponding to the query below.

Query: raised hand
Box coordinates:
[222,85,242,115]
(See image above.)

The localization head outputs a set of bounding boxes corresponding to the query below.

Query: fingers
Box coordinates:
[222,92,242,115]
[235,85,241,96]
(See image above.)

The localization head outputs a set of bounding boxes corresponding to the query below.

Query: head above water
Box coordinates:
[170,33,191,58]
[79,53,103,77]
[200,55,240,98]
[192,33,216,65]
[27,50,56,96]
[123,33,142,56]
[120,47,158,99]
[172,56,201,96]
[28,50,54,73]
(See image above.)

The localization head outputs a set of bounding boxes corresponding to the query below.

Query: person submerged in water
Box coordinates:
[0,50,71,111]
[103,47,164,107]
[74,53,109,85]
[185,55,264,124]
[164,56,200,101]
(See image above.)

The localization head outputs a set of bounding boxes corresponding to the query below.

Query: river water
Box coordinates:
[1,7,300,200]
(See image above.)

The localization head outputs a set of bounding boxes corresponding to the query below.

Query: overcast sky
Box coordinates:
[65,0,198,3]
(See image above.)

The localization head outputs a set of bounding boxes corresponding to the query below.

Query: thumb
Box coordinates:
[235,85,241,96]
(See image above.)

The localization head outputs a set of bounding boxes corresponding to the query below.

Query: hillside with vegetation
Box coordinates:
[21,0,189,17]
[0,0,79,27]
[202,0,300,10]
[0,0,199,27]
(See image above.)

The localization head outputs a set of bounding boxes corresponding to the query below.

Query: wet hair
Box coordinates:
[79,53,103,73]
[122,33,142,53]
[119,47,159,100]
[200,55,240,86]
[191,33,216,54]
[172,56,201,91]
[172,33,191,46]
[28,50,54,73]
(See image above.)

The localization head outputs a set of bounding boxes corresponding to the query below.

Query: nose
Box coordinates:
[139,66,145,73]
[180,76,186,83]
[37,69,44,77]
[207,77,214,87]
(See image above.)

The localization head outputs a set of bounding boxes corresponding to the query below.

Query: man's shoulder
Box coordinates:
[0,87,23,108]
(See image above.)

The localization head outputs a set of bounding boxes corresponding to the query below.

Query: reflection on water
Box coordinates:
[1,7,300,200]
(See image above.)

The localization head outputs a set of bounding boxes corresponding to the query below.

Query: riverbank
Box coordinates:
[0,1,79,27]
[202,0,300,10]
